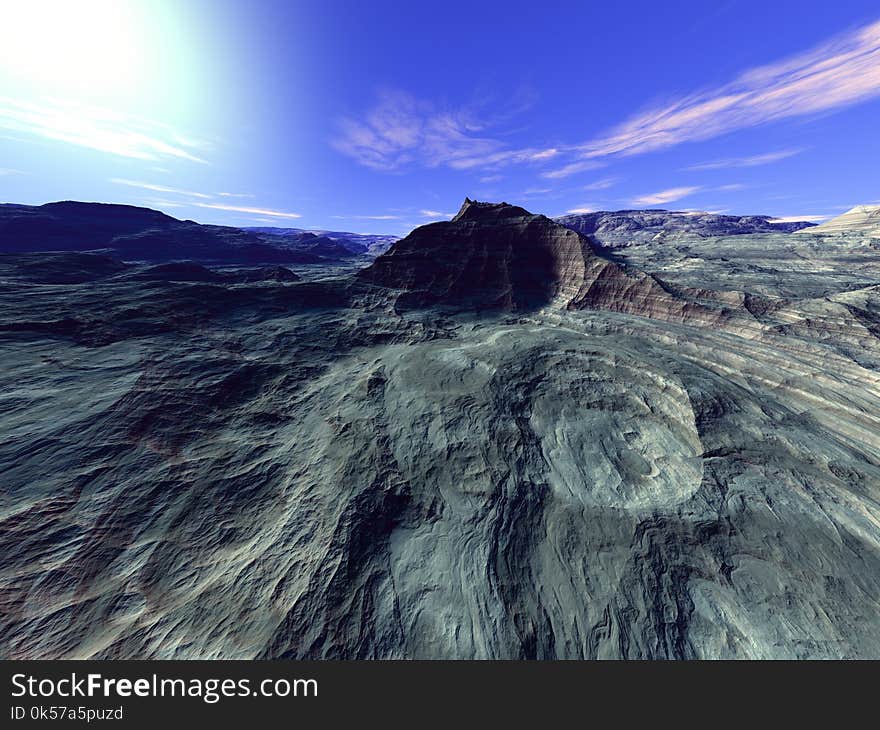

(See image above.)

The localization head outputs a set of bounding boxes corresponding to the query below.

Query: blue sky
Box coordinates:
[1,0,879,234]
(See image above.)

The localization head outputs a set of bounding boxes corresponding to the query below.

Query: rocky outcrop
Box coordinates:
[359,199,726,326]
[359,199,589,309]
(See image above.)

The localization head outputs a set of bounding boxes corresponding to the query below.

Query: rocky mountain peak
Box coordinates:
[359,199,738,328]
[451,198,534,223]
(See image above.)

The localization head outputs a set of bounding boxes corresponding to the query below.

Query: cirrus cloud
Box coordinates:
[631,186,701,206]
[332,90,558,172]
[190,202,301,219]
[0,97,210,163]
[577,20,880,160]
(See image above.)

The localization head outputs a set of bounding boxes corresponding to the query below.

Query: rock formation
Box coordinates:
[360,198,726,326]
[797,204,880,238]
[1,199,878,660]
[0,202,370,264]
[556,208,816,247]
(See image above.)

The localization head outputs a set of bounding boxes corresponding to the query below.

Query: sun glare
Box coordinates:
[0,1,211,163]
[0,0,156,102]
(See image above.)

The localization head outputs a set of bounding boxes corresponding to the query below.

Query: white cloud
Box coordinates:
[420,209,451,218]
[582,177,619,191]
[448,147,560,170]
[768,215,830,223]
[632,186,701,206]
[541,160,604,179]
[578,20,880,159]
[332,90,558,172]
[566,207,596,214]
[335,21,880,178]
[0,168,23,175]
[0,97,209,163]
[111,178,213,199]
[479,174,504,183]
[686,148,803,171]
[190,202,301,219]
[331,214,400,220]
[216,192,255,199]
[529,148,559,160]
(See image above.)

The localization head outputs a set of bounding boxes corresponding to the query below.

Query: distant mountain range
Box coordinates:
[555,208,816,247]
[0,202,393,264]
[245,226,398,256]
[0,200,858,269]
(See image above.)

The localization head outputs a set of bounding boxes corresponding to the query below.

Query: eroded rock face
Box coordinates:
[359,199,597,310]
[556,209,816,247]
[1,201,879,660]
[359,199,730,328]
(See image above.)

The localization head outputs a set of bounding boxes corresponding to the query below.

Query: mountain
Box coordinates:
[359,199,587,309]
[796,204,880,237]
[0,201,353,264]
[359,198,723,325]
[555,208,816,247]
[1,198,879,660]
[246,226,398,255]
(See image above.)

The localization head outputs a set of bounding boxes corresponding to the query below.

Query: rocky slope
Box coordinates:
[360,199,731,326]
[556,209,816,248]
[797,204,880,238]
[0,199,878,660]
[0,202,360,264]
[247,226,398,256]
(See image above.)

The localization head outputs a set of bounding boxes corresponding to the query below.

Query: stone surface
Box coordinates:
[556,208,816,248]
[796,205,880,238]
[0,201,380,264]
[0,200,878,659]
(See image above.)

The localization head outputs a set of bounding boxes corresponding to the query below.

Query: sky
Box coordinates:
[1,0,879,235]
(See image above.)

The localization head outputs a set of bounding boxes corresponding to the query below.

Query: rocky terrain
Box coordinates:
[556,208,816,248]
[247,226,398,256]
[1,199,878,659]
[796,205,880,239]
[0,202,382,264]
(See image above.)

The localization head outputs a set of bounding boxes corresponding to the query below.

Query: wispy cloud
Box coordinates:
[420,209,452,218]
[576,20,880,160]
[479,174,504,183]
[768,214,830,223]
[111,178,213,199]
[0,97,210,163]
[541,160,604,179]
[332,20,880,180]
[0,168,24,176]
[632,186,701,206]
[685,148,803,171]
[565,206,597,214]
[331,214,400,220]
[332,90,557,172]
[582,176,619,191]
[190,202,301,219]
[216,192,255,199]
